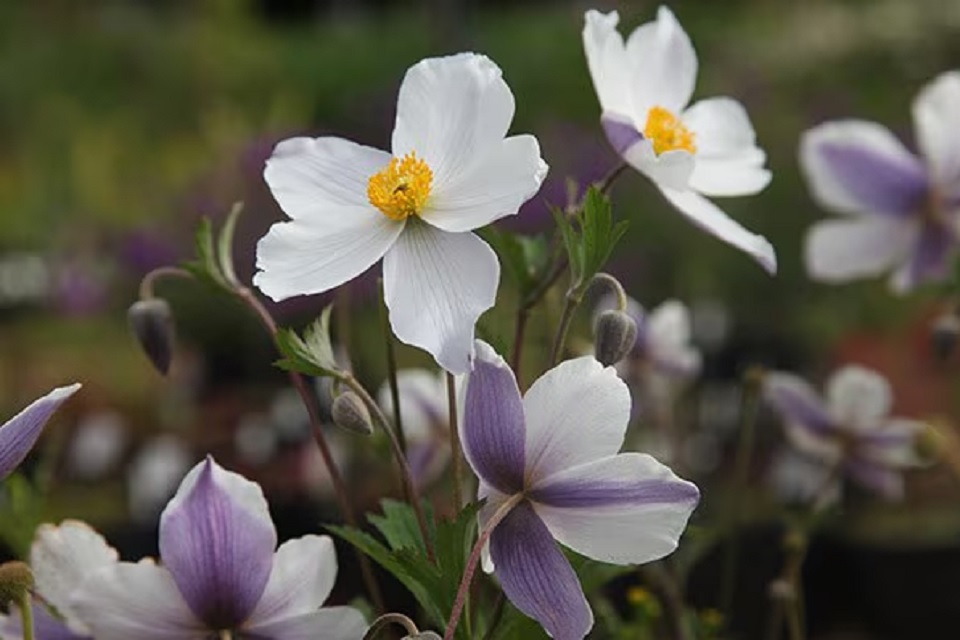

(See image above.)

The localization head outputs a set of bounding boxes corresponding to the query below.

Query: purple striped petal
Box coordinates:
[845,457,904,500]
[530,475,698,508]
[0,602,89,640]
[0,384,81,480]
[893,221,954,291]
[601,113,643,156]
[461,341,525,493]
[159,457,277,629]
[490,501,593,640]
[763,373,835,437]
[816,142,928,216]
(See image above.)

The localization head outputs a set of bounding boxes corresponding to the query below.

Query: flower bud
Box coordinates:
[128,298,176,375]
[332,392,373,436]
[0,561,33,606]
[593,309,637,366]
[931,312,960,361]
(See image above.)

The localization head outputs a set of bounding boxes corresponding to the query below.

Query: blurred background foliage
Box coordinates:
[2,0,960,637]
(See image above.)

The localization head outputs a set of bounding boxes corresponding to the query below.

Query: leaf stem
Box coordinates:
[18,592,34,640]
[446,372,463,508]
[138,266,192,301]
[549,291,581,366]
[363,613,421,640]
[379,279,407,454]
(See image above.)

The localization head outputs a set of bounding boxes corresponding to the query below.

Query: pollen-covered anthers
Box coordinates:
[367,152,433,220]
[644,106,697,156]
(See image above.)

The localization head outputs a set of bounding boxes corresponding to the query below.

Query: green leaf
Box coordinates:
[551,205,583,284]
[483,228,550,296]
[182,217,228,290]
[216,202,244,287]
[579,187,628,289]
[273,306,340,378]
[368,498,434,556]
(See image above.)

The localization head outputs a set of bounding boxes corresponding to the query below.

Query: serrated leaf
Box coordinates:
[181,217,230,290]
[273,307,340,378]
[551,206,583,284]
[369,498,434,556]
[484,228,550,296]
[217,202,243,287]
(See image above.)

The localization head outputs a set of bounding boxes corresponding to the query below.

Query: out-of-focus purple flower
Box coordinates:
[119,228,181,275]
[764,366,925,501]
[52,260,110,317]
[461,341,699,639]
[71,457,367,639]
[0,384,81,480]
[377,369,454,488]
[801,71,960,292]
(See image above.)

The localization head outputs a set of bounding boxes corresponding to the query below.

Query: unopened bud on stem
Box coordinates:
[332,392,373,436]
[594,309,637,366]
[0,561,33,607]
[128,298,176,375]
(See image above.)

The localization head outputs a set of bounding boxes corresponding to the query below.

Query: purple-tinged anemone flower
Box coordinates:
[582,8,775,272]
[0,384,81,481]
[764,366,925,501]
[377,369,455,488]
[69,457,367,640]
[461,341,699,639]
[801,71,960,293]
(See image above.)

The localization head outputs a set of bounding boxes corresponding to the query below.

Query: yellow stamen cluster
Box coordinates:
[644,106,697,156]
[367,152,433,221]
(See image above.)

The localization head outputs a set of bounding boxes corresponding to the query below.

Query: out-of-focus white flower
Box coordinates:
[764,365,925,501]
[801,71,960,292]
[583,7,775,272]
[67,410,127,481]
[255,53,548,374]
[127,435,193,523]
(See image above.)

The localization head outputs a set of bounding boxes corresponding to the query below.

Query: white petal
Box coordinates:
[858,418,925,468]
[804,218,918,284]
[264,137,392,217]
[477,481,511,574]
[658,186,777,273]
[826,366,892,431]
[684,97,771,196]
[30,520,119,635]
[522,356,631,482]
[247,535,338,626]
[799,120,927,216]
[383,224,498,374]
[627,142,696,191]
[254,212,403,302]
[423,135,548,233]
[625,6,698,115]
[243,607,368,640]
[783,421,844,466]
[531,453,699,565]
[392,53,514,191]
[913,71,960,191]
[71,561,206,640]
[377,369,447,442]
[582,10,632,116]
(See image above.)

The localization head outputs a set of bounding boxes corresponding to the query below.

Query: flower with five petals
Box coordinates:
[582,7,775,272]
[255,53,547,374]
[461,341,699,639]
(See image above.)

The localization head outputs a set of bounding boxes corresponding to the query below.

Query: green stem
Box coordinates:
[446,372,463,508]
[549,292,581,366]
[641,562,692,640]
[18,592,34,640]
[510,306,529,378]
[363,613,420,640]
[379,279,407,454]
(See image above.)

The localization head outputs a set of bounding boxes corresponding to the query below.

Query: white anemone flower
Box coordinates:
[583,7,775,272]
[255,53,548,374]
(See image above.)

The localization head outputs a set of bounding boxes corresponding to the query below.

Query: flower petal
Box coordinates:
[912,71,960,192]
[246,535,337,627]
[460,340,525,493]
[0,384,81,480]
[31,520,119,635]
[763,372,834,437]
[263,137,392,215]
[645,300,701,377]
[601,115,696,191]
[804,217,918,284]
[857,418,925,468]
[253,211,403,302]
[243,607,368,640]
[658,186,777,273]
[624,6,698,115]
[71,561,206,640]
[522,356,630,483]
[159,457,277,628]
[583,10,632,116]
[0,601,87,640]
[490,501,593,640]
[529,453,699,565]
[392,53,514,191]
[826,366,891,431]
[684,97,771,196]
[383,224,498,374]
[845,458,904,500]
[799,120,928,217]
[423,135,548,233]
[377,369,447,442]
[890,221,954,293]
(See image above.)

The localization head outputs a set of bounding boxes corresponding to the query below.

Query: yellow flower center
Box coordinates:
[367,152,433,221]
[643,106,697,156]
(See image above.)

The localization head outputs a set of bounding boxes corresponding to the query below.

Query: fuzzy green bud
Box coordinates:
[0,561,33,606]
[332,392,373,436]
[128,298,176,375]
[593,309,637,366]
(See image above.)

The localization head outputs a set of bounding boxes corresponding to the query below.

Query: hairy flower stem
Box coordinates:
[446,372,463,508]
[378,280,407,454]
[363,613,421,640]
[549,271,623,366]
[720,366,765,616]
[138,266,192,301]
[340,374,436,563]
[17,591,34,640]
[443,494,524,640]
[642,562,692,640]
[232,285,386,613]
